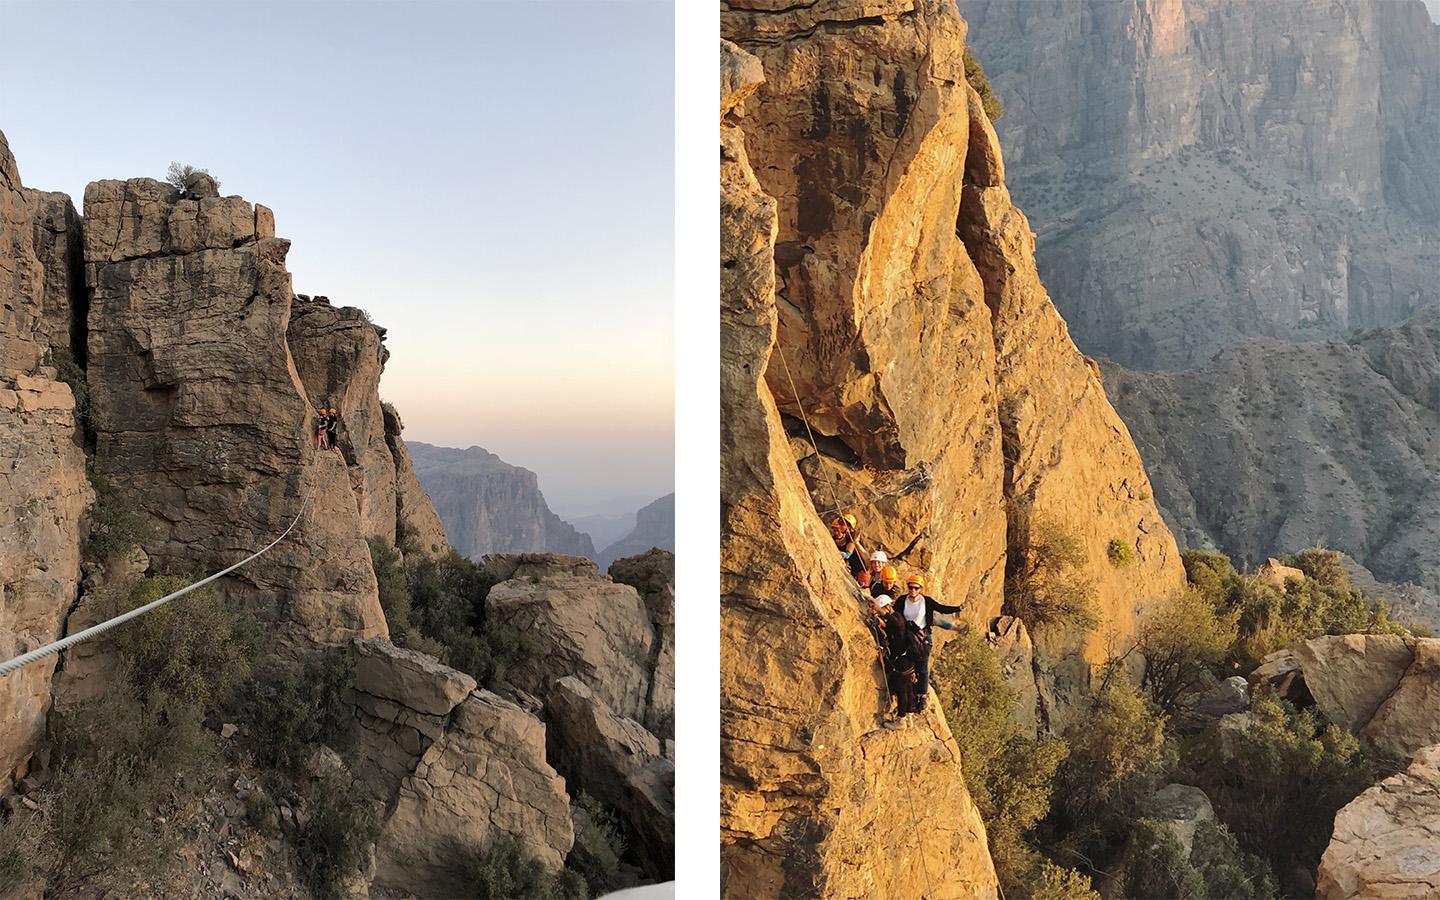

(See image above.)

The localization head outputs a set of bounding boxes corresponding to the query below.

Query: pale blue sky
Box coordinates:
[0,0,674,517]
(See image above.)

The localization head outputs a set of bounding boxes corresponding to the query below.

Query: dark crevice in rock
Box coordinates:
[780,413,862,466]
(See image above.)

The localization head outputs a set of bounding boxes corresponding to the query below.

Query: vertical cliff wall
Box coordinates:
[721,1,1188,894]
[958,0,1440,368]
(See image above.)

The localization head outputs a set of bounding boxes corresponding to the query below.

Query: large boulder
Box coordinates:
[609,549,675,738]
[545,676,674,881]
[1317,744,1440,899]
[485,554,653,722]
[1294,635,1413,731]
[1361,639,1440,758]
[371,690,573,899]
[350,639,475,789]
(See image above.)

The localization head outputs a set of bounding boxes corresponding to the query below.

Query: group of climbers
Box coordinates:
[832,514,965,729]
[315,406,341,451]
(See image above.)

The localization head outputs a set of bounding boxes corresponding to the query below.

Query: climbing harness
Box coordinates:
[0,454,321,678]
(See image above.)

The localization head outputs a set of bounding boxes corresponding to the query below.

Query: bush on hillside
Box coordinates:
[1123,818,1277,900]
[245,649,356,771]
[566,792,629,897]
[466,833,586,900]
[111,575,262,709]
[1134,587,1237,715]
[1107,537,1134,568]
[963,46,1004,121]
[295,769,382,897]
[86,469,155,558]
[1006,518,1100,634]
[41,348,89,427]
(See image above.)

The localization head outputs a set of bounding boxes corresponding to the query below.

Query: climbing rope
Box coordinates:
[775,343,939,896]
[0,454,321,678]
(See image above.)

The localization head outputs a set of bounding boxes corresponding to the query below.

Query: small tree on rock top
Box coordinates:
[165,162,220,197]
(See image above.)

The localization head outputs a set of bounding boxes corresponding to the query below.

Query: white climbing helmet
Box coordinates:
[870,550,888,562]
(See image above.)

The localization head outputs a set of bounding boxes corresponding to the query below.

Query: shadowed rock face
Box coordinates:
[958,0,1440,370]
[0,131,92,782]
[408,441,595,559]
[81,176,388,653]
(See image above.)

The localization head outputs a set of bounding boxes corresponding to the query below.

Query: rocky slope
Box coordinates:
[958,0,1440,370]
[1098,315,1440,629]
[720,0,1187,891]
[597,492,674,569]
[407,441,595,559]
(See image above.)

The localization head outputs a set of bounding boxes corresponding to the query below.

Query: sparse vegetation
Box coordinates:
[466,833,586,900]
[295,769,382,897]
[1006,518,1100,633]
[41,348,89,426]
[244,648,356,771]
[1108,537,1134,567]
[85,468,156,558]
[164,162,219,196]
[1134,587,1238,715]
[963,47,1004,121]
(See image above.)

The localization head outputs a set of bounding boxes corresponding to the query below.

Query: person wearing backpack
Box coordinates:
[900,574,963,711]
[869,593,918,728]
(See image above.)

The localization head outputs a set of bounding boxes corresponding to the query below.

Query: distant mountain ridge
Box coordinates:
[598,493,674,569]
[407,442,595,559]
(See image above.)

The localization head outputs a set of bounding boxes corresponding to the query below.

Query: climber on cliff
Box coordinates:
[870,565,901,601]
[315,408,331,450]
[831,514,867,580]
[326,408,340,451]
[899,574,963,712]
[869,593,919,728]
[861,549,890,589]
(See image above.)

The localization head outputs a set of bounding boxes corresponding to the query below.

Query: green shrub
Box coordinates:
[41,348,89,426]
[1188,819,1279,899]
[368,535,414,636]
[1135,588,1238,715]
[933,630,1068,894]
[296,769,381,897]
[246,649,355,770]
[42,677,214,894]
[1006,519,1100,634]
[1030,860,1100,900]
[963,46,1004,121]
[86,470,156,558]
[1189,696,1399,876]
[566,792,628,897]
[1107,537,1134,568]
[164,162,219,195]
[466,833,586,900]
[111,575,262,708]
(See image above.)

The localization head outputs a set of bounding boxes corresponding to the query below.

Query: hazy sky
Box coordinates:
[0,0,674,518]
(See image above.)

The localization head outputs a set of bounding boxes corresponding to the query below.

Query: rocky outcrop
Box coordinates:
[81,176,387,654]
[1296,634,1440,758]
[408,441,594,559]
[372,688,574,899]
[598,493,675,569]
[720,29,999,900]
[544,676,674,881]
[959,0,1440,370]
[1317,743,1440,899]
[609,549,676,738]
[0,132,92,782]
[1099,334,1440,632]
[483,553,652,723]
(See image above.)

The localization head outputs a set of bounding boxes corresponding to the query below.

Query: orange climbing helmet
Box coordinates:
[906,574,925,588]
[329,408,337,415]
[880,566,897,582]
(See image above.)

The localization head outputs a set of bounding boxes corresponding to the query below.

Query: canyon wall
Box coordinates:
[959,0,1440,370]
[720,0,1186,892]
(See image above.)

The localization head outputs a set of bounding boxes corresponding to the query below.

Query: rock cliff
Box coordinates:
[597,492,675,568]
[408,441,595,559]
[720,0,1185,891]
[958,0,1440,370]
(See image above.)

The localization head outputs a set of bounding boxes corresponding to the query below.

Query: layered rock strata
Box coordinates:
[81,176,388,652]
[0,133,92,781]
[408,441,594,558]
[1317,743,1440,899]
[609,548,676,738]
[959,0,1440,369]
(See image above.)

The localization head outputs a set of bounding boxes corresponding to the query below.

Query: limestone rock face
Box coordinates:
[1317,744,1440,899]
[81,176,387,654]
[287,298,397,543]
[720,31,999,900]
[0,132,92,781]
[609,549,676,738]
[18,189,84,358]
[380,404,449,555]
[408,441,595,558]
[1297,634,1440,757]
[598,493,675,569]
[544,676,674,880]
[372,689,574,899]
[1099,334,1440,631]
[484,553,652,722]
[959,0,1440,370]
[725,0,1186,748]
